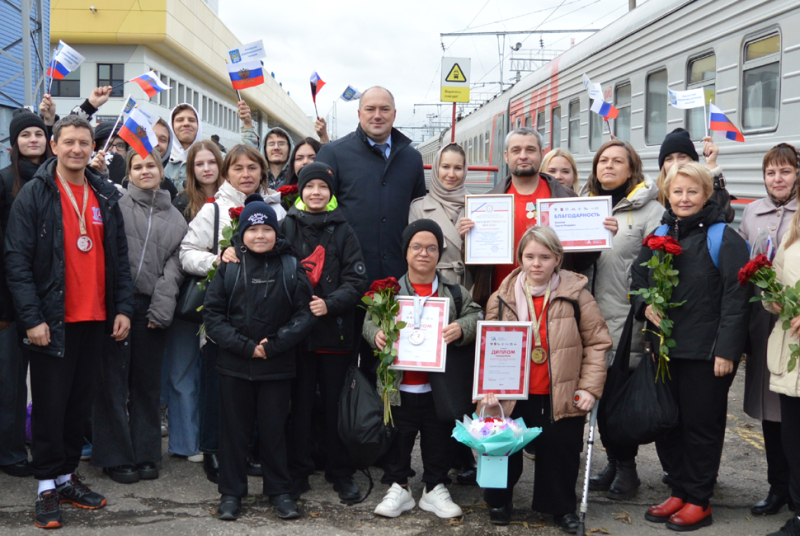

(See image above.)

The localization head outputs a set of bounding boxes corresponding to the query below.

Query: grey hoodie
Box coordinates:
[241,125,294,189]
[165,103,203,191]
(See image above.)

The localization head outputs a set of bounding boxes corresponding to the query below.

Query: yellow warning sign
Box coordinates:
[445,63,467,83]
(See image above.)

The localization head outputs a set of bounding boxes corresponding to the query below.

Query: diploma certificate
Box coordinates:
[536,196,613,252]
[391,297,449,372]
[473,321,532,400]
[465,194,515,265]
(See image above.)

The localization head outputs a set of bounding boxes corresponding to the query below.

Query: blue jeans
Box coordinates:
[0,325,27,466]
[162,319,201,456]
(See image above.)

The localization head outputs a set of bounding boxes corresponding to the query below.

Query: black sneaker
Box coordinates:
[768,516,800,536]
[332,476,360,502]
[269,494,300,520]
[34,490,63,529]
[56,475,106,509]
[554,512,580,534]
[216,495,241,521]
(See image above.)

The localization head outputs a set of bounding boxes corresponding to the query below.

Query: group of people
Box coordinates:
[0,82,798,536]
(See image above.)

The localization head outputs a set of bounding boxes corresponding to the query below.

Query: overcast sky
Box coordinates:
[219,0,647,142]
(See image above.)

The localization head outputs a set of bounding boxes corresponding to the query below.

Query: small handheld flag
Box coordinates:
[310,71,325,117]
[340,85,362,102]
[582,74,603,101]
[708,103,745,142]
[227,60,265,91]
[668,88,706,110]
[47,41,85,93]
[590,99,619,119]
[129,71,171,98]
[119,107,159,160]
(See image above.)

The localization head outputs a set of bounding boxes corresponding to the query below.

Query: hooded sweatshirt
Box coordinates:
[165,103,203,192]
[242,125,294,190]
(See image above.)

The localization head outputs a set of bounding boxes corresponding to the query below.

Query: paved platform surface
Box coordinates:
[0,369,792,535]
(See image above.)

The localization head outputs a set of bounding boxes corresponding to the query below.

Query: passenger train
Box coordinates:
[418,0,800,216]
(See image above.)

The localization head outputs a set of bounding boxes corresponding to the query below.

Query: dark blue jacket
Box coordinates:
[316,125,426,283]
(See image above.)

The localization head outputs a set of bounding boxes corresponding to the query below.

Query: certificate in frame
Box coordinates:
[464,194,515,265]
[472,321,532,400]
[536,196,614,252]
[390,296,450,372]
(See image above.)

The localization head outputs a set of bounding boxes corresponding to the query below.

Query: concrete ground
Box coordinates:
[0,369,792,536]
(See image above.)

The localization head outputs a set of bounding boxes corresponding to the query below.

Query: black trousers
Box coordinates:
[28,321,104,480]
[383,391,453,488]
[763,419,790,497]
[779,394,800,516]
[0,325,28,466]
[93,295,166,467]
[200,340,220,453]
[288,351,353,481]
[484,395,585,516]
[655,359,737,507]
[218,374,292,498]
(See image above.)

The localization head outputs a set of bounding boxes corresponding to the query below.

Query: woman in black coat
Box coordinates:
[631,162,751,532]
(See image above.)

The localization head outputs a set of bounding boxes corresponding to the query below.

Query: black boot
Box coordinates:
[269,494,300,519]
[588,456,616,492]
[488,502,512,525]
[767,516,800,536]
[607,458,640,500]
[752,494,791,516]
[246,454,263,477]
[203,453,219,484]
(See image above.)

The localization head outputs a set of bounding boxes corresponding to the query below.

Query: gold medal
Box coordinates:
[531,346,548,364]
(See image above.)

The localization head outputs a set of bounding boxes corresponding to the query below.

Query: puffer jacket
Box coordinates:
[630,200,752,362]
[203,234,316,381]
[581,177,665,363]
[242,126,294,190]
[179,181,285,277]
[767,238,800,397]
[119,184,188,328]
[486,268,611,421]
[362,271,482,406]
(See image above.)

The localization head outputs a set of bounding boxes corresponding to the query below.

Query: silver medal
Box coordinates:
[77,235,93,252]
[409,329,425,345]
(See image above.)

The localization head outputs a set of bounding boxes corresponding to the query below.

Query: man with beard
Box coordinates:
[165,104,203,191]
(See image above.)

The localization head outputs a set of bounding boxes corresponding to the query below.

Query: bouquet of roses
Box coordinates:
[629,234,687,382]
[739,254,800,372]
[277,184,299,211]
[361,277,405,426]
[198,206,243,292]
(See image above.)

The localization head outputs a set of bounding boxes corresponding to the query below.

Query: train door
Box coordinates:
[493,112,508,180]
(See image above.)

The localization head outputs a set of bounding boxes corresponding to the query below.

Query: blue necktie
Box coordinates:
[375,143,389,160]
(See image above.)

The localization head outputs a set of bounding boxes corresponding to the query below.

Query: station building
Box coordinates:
[49,0,314,149]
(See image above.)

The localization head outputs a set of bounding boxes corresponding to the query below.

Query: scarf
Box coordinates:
[429,143,468,224]
[767,180,797,208]
[513,272,560,322]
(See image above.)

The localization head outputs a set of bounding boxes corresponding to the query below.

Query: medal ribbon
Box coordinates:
[413,276,439,329]
[57,171,89,237]
[524,279,551,348]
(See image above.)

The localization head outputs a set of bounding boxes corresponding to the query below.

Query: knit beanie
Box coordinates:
[658,128,699,170]
[402,219,444,256]
[238,194,279,236]
[298,162,336,198]
[9,109,47,148]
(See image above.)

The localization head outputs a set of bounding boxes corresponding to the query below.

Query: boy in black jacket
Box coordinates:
[203,194,315,521]
[281,162,369,500]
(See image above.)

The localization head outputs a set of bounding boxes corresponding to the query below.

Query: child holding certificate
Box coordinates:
[363,219,481,520]
[480,226,611,533]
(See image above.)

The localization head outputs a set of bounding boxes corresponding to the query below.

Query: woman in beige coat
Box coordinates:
[765,208,800,536]
[480,226,611,533]
[409,143,473,289]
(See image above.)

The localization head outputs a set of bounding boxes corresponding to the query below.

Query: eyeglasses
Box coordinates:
[267,142,288,148]
[410,244,438,254]
[111,142,128,151]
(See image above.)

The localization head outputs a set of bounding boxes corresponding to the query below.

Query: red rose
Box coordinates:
[365,290,375,299]
[277,184,298,195]
[663,237,683,255]
[370,277,401,294]
[738,255,773,286]
[229,206,243,220]
[643,235,667,251]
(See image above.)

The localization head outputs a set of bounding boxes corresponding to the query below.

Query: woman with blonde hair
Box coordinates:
[541,148,580,194]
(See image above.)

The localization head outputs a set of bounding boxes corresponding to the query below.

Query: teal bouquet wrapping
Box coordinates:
[452,407,541,488]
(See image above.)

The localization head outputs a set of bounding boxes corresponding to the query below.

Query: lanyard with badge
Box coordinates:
[409,276,438,346]
[57,171,93,252]
[524,280,550,364]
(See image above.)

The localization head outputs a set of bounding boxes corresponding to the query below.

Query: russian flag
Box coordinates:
[227,60,264,90]
[47,60,69,80]
[709,103,744,142]
[310,71,325,103]
[118,107,158,159]
[590,99,619,119]
[130,71,171,98]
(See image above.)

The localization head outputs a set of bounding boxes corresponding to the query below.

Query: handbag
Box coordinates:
[174,202,219,324]
[599,305,679,447]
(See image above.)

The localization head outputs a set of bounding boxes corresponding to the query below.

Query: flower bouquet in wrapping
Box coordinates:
[452,409,541,488]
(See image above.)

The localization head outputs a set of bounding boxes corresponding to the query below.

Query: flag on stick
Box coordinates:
[47,41,85,93]
[227,60,265,91]
[668,88,706,109]
[310,71,325,117]
[340,85,362,102]
[119,106,159,159]
[129,71,171,98]
[708,103,744,142]
[590,99,619,119]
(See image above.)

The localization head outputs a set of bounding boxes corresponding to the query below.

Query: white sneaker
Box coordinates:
[187,454,203,463]
[374,483,415,518]
[419,484,463,519]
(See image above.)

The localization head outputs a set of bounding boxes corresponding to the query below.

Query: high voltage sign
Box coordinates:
[441,57,471,103]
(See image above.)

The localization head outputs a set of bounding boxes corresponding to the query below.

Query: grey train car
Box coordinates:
[419,0,800,215]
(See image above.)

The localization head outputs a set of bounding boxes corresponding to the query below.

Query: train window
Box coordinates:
[160,74,169,107]
[742,33,780,132]
[484,131,490,162]
[479,134,484,161]
[646,69,668,145]
[552,106,562,149]
[516,117,522,129]
[537,111,545,141]
[686,54,716,140]
[614,83,631,142]
[568,100,580,153]
[589,106,604,152]
[493,114,506,175]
